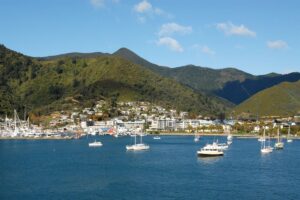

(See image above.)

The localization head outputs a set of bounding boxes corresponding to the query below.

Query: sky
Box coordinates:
[0,0,299,75]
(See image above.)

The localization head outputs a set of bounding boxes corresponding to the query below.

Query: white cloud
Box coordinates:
[154,8,163,15]
[201,46,215,55]
[267,40,288,49]
[158,23,192,37]
[157,37,183,52]
[134,0,152,13]
[90,0,119,8]
[216,22,256,37]
[90,0,105,8]
[192,44,215,56]
[137,16,146,24]
[133,0,172,22]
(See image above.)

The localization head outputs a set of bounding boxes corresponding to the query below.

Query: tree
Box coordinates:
[48,84,65,100]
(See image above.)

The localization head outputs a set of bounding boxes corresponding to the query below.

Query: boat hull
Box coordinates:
[274,142,284,149]
[126,144,150,151]
[88,141,103,147]
[261,148,273,154]
[89,143,102,147]
[197,151,224,157]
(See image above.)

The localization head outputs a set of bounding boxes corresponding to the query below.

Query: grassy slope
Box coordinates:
[234,80,300,116]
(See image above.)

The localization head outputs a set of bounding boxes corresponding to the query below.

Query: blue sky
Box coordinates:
[1,0,299,75]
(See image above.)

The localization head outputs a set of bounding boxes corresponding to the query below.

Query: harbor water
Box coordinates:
[1,136,300,200]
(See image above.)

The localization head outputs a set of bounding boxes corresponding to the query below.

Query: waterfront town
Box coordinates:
[0,100,299,139]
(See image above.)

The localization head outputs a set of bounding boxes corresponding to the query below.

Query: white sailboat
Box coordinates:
[287,125,293,143]
[274,128,284,150]
[226,127,233,145]
[194,133,200,142]
[126,134,149,151]
[261,128,273,154]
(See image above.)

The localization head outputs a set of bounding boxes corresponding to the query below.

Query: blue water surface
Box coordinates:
[0,136,299,200]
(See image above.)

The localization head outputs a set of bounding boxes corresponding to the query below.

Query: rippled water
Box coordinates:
[1,136,299,200]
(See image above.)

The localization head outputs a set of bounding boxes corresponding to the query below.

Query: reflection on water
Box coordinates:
[197,156,223,164]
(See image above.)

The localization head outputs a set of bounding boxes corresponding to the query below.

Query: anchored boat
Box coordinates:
[88,140,103,147]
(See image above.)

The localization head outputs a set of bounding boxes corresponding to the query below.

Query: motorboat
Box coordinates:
[153,136,161,140]
[197,144,224,157]
[89,140,103,147]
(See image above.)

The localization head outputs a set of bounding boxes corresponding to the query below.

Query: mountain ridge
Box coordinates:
[108,48,300,104]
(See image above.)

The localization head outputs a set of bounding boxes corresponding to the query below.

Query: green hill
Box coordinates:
[112,48,253,92]
[0,45,229,117]
[215,72,300,104]
[234,80,300,116]
[111,48,300,104]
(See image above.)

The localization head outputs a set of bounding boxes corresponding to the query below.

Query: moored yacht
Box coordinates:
[126,134,149,151]
[194,134,200,142]
[287,125,293,143]
[261,128,273,154]
[227,134,233,141]
[126,143,150,150]
[89,140,103,147]
[258,137,266,142]
[153,136,161,140]
[274,128,284,150]
[197,144,224,157]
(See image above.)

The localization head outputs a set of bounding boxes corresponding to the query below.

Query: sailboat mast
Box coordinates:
[263,128,266,148]
[14,109,17,133]
[277,128,280,142]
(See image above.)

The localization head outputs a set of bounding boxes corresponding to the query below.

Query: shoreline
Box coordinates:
[0,136,74,140]
[150,132,300,139]
[1,132,299,140]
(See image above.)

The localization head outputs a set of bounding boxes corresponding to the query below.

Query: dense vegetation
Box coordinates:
[0,45,229,117]
[1,45,299,118]
[113,48,300,105]
[216,72,300,104]
[234,80,300,116]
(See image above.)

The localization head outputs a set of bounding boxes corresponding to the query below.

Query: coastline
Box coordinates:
[150,132,300,139]
[1,133,299,140]
[0,136,74,140]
